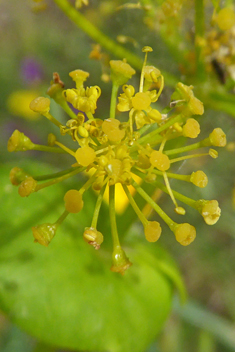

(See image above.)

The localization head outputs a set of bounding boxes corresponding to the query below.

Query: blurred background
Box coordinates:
[1,0,235,351]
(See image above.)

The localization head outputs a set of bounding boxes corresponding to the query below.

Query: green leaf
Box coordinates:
[0,162,184,352]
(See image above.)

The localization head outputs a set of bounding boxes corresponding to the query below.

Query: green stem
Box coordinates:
[136,114,183,149]
[32,145,67,153]
[53,0,178,86]
[53,0,142,69]
[55,210,69,225]
[109,185,120,248]
[35,167,85,191]
[170,152,210,164]
[154,180,196,208]
[44,112,63,128]
[165,141,203,156]
[79,171,99,194]
[134,166,191,183]
[122,184,148,226]
[91,183,107,228]
[59,100,78,120]
[195,0,206,82]
[34,166,80,181]
[110,83,119,119]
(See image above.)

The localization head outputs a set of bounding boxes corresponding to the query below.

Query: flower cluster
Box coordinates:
[8,47,226,274]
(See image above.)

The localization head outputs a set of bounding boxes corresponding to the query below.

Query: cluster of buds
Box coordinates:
[8,46,226,274]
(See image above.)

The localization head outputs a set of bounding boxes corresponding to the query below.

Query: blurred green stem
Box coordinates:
[52,0,178,86]
[53,0,142,69]
[195,0,206,82]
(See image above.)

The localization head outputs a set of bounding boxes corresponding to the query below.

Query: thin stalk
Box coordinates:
[136,114,183,148]
[132,179,176,231]
[154,180,196,208]
[170,152,210,164]
[34,166,80,181]
[91,183,107,228]
[35,167,85,191]
[55,210,69,225]
[32,145,67,153]
[195,0,206,82]
[109,185,120,248]
[122,184,148,226]
[110,83,119,119]
[44,112,63,128]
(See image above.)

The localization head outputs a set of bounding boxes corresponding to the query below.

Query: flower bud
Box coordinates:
[32,223,58,246]
[182,118,200,138]
[144,221,162,242]
[110,60,136,86]
[18,177,37,197]
[110,246,132,275]
[174,223,196,246]
[190,171,208,188]
[7,130,35,152]
[83,227,104,250]
[196,200,221,225]
[64,189,84,213]
[209,128,226,147]
[143,66,161,82]
[30,97,50,114]
[10,167,30,186]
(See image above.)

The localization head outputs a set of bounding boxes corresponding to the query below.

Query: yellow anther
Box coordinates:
[110,60,136,85]
[143,66,161,82]
[78,125,89,138]
[175,207,186,215]
[209,149,218,158]
[48,133,57,146]
[123,84,135,98]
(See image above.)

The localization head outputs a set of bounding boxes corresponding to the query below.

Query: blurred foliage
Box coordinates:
[1,0,235,351]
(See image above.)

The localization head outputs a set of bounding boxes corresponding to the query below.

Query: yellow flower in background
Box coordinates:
[7,90,41,120]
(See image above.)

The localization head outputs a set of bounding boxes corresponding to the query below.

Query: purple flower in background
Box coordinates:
[20,57,44,85]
